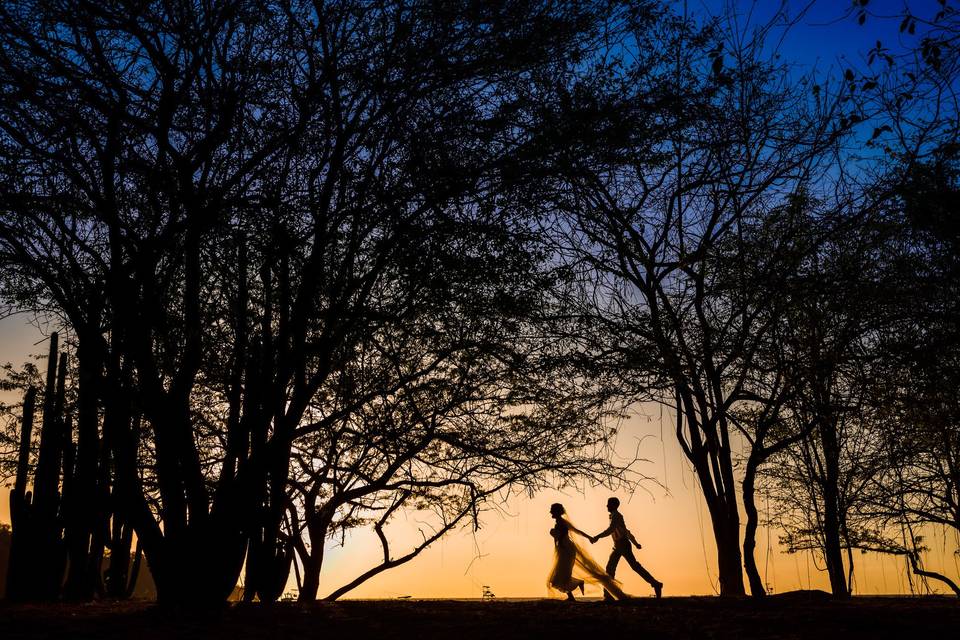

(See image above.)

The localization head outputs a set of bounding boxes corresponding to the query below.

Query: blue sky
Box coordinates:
[696,0,939,71]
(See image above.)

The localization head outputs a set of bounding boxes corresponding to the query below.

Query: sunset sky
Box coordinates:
[2,0,957,599]
[3,308,956,599]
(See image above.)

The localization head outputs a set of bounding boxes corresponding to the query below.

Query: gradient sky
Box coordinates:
[707,0,934,67]
[2,1,957,598]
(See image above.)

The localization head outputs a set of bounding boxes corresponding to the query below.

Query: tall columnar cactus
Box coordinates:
[6,334,142,601]
[32,332,63,508]
[10,386,36,523]
[5,386,36,600]
[5,333,70,600]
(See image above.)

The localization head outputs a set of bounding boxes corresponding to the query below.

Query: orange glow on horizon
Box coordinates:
[1,315,957,600]
[299,429,960,600]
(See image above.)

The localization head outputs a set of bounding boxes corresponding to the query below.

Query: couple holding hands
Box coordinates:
[547,497,663,601]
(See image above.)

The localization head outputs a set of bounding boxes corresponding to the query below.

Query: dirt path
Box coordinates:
[1,595,957,639]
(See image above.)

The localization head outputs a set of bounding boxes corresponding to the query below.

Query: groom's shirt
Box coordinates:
[600,511,635,544]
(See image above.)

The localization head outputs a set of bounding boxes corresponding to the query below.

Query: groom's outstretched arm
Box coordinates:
[596,511,624,540]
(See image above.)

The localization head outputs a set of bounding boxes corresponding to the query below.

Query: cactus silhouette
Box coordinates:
[6,384,36,600]
[6,334,69,600]
[6,332,145,601]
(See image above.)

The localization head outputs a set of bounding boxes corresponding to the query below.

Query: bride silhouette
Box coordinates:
[547,503,627,601]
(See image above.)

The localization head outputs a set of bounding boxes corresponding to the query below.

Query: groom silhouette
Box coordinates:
[590,497,663,599]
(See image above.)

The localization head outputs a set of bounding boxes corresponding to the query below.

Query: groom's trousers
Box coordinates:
[604,540,659,598]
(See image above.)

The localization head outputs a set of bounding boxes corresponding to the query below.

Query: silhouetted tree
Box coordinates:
[281,218,625,601]
[534,8,848,596]
[0,0,292,602]
[719,193,832,597]
[1,0,632,604]
[758,221,896,598]
[852,157,960,596]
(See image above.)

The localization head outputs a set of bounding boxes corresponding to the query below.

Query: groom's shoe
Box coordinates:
[654,582,663,599]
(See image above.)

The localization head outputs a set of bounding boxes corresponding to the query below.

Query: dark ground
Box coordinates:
[1,594,957,640]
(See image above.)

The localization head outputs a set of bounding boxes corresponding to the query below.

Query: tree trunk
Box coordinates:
[819,416,849,598]
[125,537,144,599]
[712,509,746,597]
[693,457,745,597]
[143,521,247,606]
[298,550,323,603]
[85,437,110,597]
[255,437,296,603]
[137,372,250,605]
[63,337,104,600]
[242,257,295,604]
[298,514,330,602]
[106,520,134,598]
[677,389,746,597]
[101,377,141,600]
[715,416,746,597]
[742,458,766,597]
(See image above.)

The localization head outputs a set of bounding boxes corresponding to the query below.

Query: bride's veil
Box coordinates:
[562,517,628,599]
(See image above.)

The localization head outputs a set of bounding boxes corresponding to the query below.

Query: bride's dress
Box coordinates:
[548,518,627,599]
